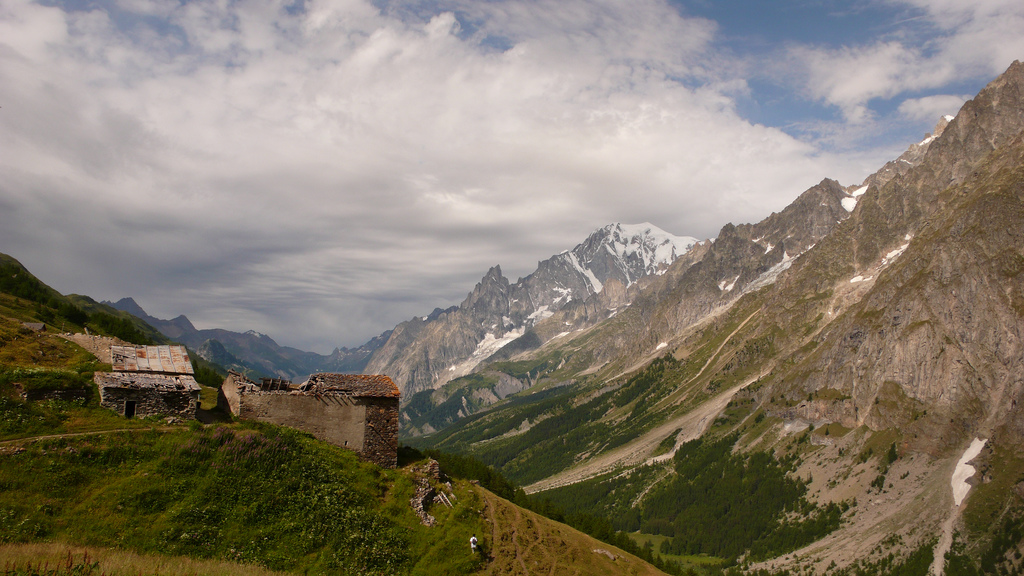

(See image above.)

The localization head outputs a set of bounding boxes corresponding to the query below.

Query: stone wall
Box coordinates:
[220,370,400,468]
[99,387,198,419]
[218,372,243,415]
[237,392,369,451]
[363,398,399,468]
[224,385,399,468]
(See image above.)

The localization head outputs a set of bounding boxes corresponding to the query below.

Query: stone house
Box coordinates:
[94,345,200,419]
[219,371,400,468]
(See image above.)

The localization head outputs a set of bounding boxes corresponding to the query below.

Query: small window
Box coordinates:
[124,400,137,418]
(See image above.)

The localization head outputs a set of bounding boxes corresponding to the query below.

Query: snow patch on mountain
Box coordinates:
[882,238,912,265]
[718,275,740,292]
[952,438,987,506]
[387,222,700,394]
[445,327,527,379]
[841,197,858,212]
[573,223,697,288]
[742,251,795,295]
[528,305,554,323]
[552,286,573,305]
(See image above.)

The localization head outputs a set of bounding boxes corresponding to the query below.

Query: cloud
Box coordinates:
[788,41,952,124]
[0,0,896,352]
[788,0,1024,124]
[897,94,970,123]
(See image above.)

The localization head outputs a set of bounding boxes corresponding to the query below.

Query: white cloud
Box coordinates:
[897,94,970,123]
[0,0,898,351]
[790,41,953,124]
[790,0,1024,124]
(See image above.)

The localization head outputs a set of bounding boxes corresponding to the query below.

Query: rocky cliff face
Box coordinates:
[613,62,1024,392]
[401,168,874,436]
[759,62,1024,453]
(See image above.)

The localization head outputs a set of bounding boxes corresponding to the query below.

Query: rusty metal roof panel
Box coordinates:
[111,345,194,375]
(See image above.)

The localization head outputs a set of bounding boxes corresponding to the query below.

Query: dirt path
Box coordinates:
[59,333,130,363]
[632,467,672,508]
[482,489,501,567]
[931,510,959,576]
[511,502,529,574]
[0,427,174,448]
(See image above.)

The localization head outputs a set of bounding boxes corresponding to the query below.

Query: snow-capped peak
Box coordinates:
[552,222,698,297]
[592,222,698,278]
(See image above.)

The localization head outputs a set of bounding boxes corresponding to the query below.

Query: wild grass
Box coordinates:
[0,419,497,576]
[0,543,293,576]
[197,386,219,411]
[0,318,97,371]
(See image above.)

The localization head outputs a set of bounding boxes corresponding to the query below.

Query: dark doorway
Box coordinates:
[124,400,136,418]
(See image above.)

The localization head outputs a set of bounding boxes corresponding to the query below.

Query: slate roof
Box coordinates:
[303,373,400,398]
[95,372,201,392]
[111,345,194,375]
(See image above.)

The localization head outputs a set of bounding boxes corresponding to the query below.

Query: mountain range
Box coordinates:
[109,222,697,390]
[399,61,1024,573]
[42,60,1024,575]
[105,296,390,378]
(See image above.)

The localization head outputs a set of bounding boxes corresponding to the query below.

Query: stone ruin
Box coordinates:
[219,371,400,468]
[94,345,200,420]
[409,459,458,526]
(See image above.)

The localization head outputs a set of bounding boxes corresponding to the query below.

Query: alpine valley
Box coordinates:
[394,61,1024,574]
[2,62,1024,576]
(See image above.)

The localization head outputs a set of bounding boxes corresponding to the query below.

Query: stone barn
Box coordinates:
[95,345,200,420]
[219,371,400,468]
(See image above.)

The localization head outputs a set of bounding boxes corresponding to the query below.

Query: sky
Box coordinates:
[1,0,1022,353]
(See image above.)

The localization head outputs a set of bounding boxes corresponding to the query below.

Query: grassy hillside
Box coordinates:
[0,421,485,575]
[1,307,664,576]
[0,411,667,576]
[0,253,160,345]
